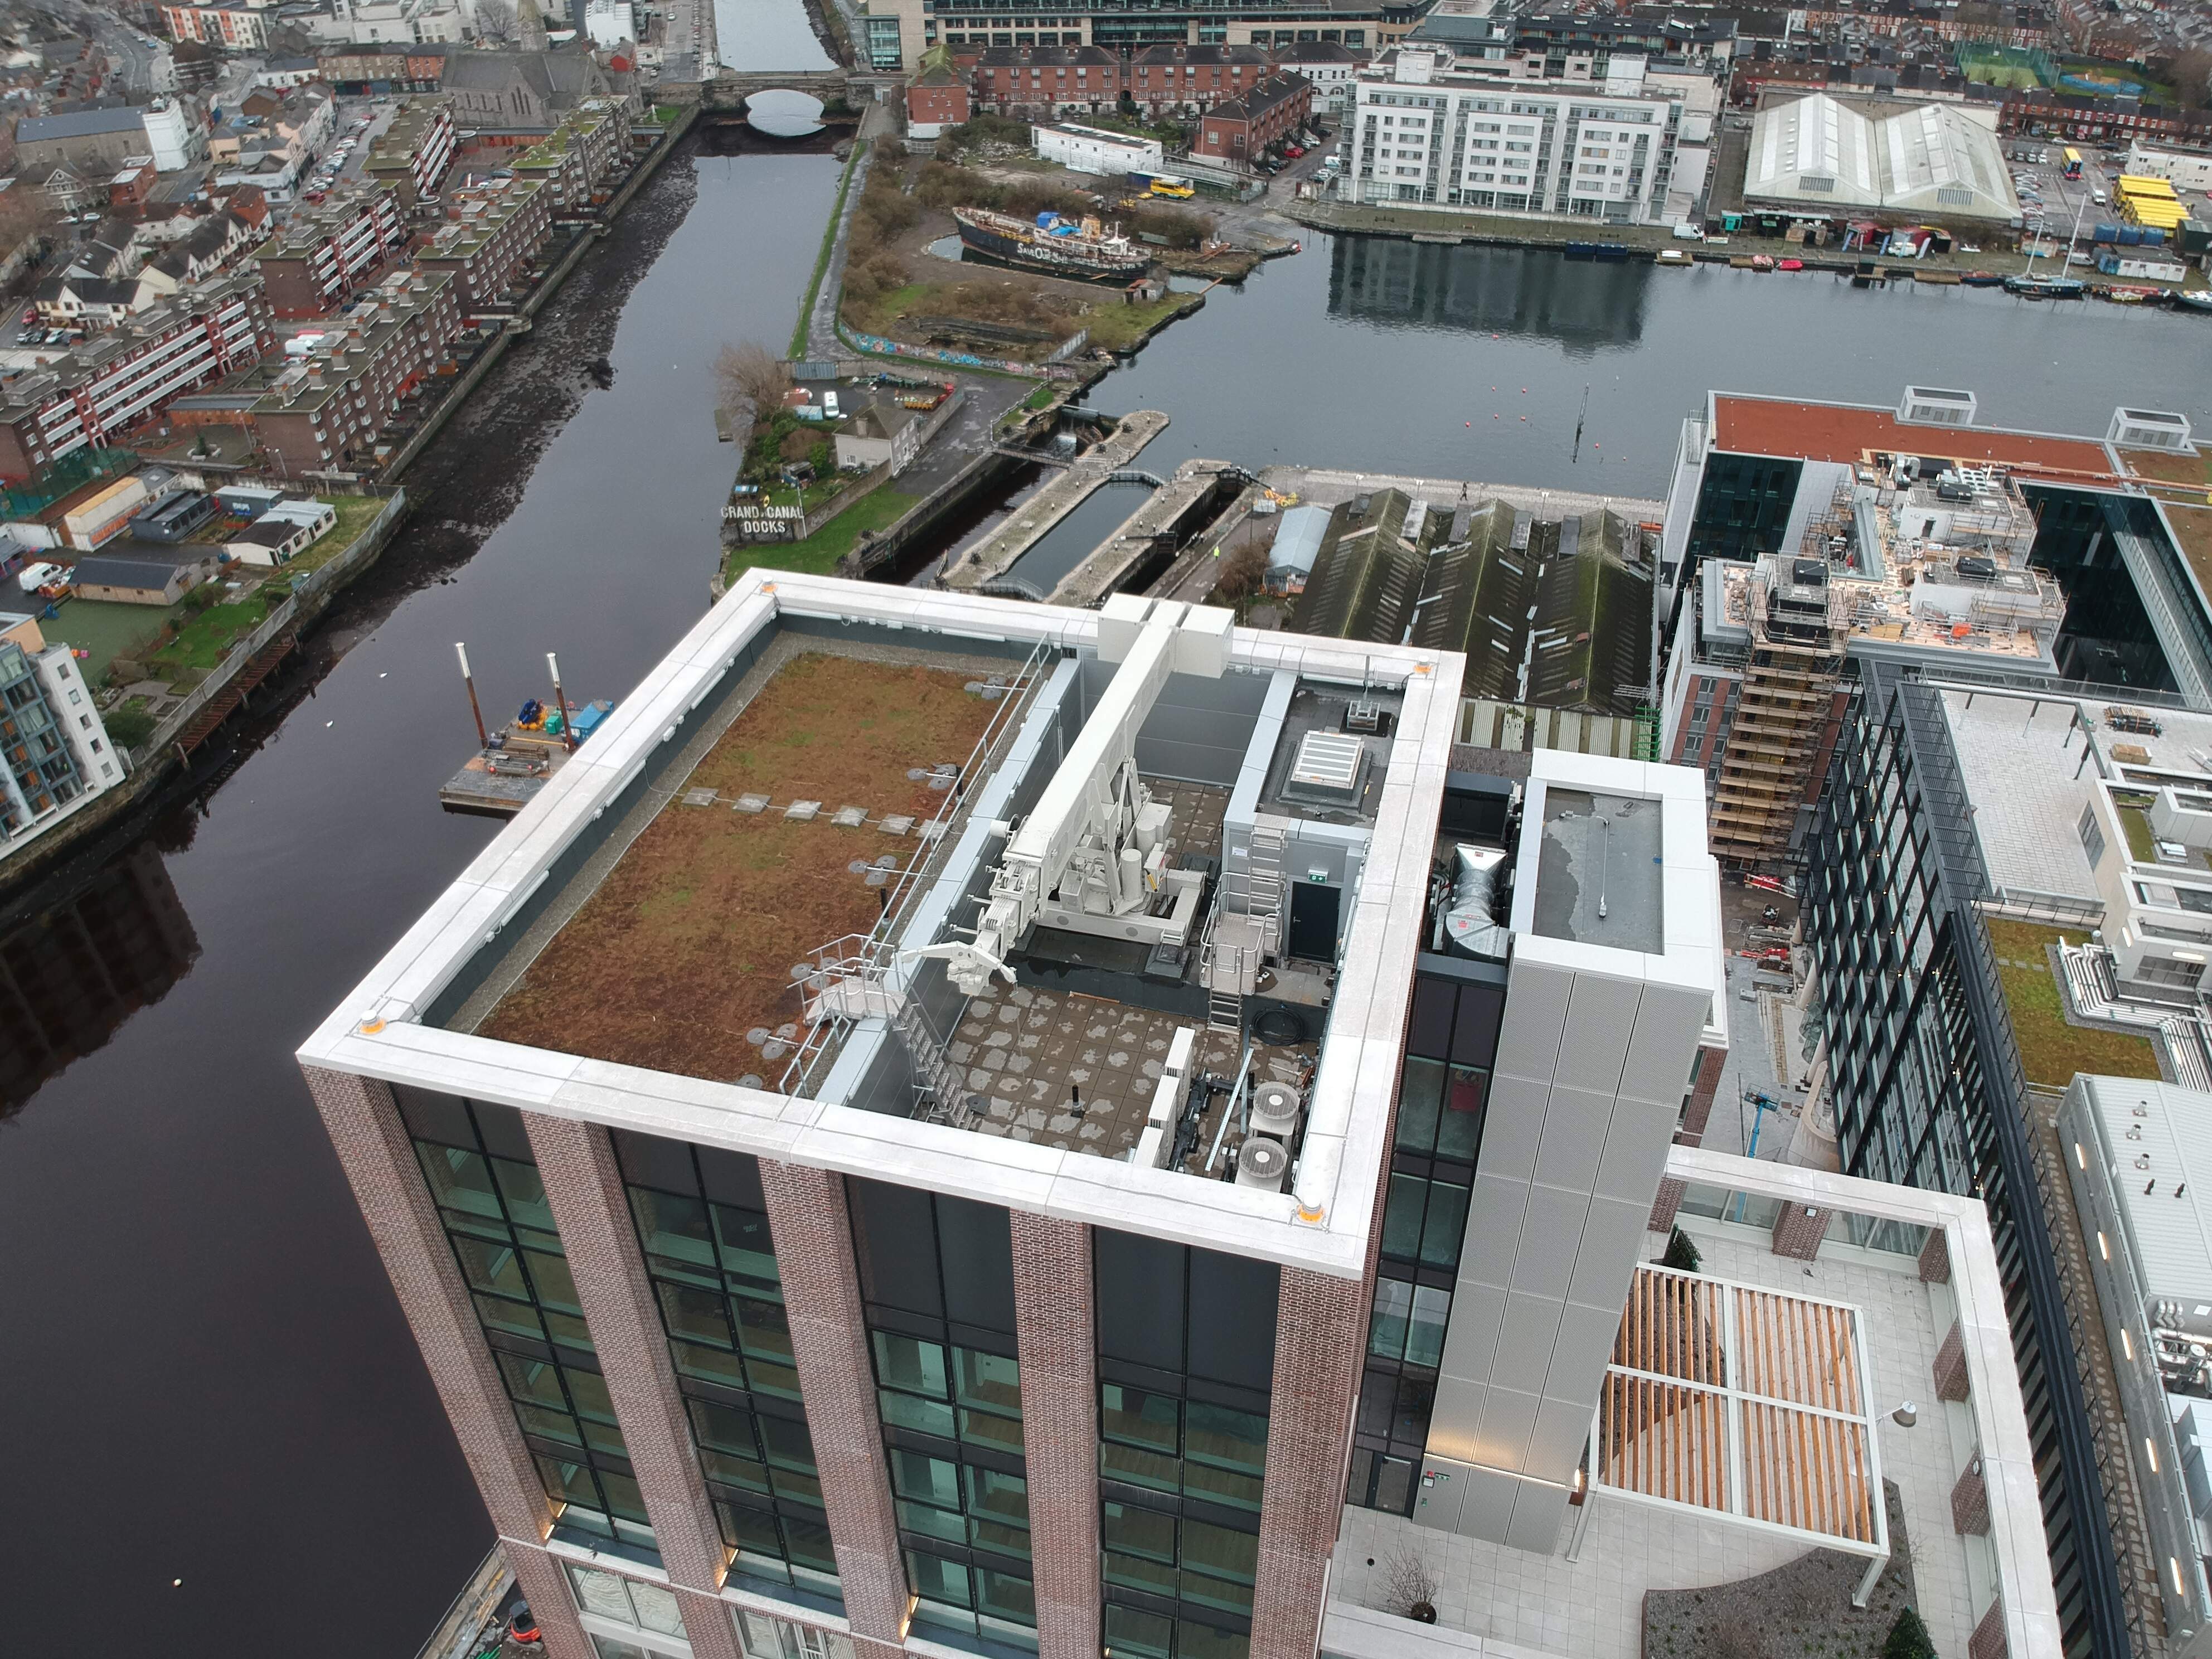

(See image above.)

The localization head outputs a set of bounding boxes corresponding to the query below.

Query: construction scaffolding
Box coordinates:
[1709,560,1847,868]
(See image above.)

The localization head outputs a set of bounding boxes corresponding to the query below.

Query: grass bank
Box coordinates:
[725,488,919,581]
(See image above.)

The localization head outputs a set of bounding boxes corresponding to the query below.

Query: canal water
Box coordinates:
[715,0,835,73]
[1095,235,2212,495]
[1002,476,1161,595]
[8,162,2212,1658]
[0,144,841,1659]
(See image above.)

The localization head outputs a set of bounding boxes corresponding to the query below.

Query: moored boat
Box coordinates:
[1960,270,2005,286]
[953,206,1151,280]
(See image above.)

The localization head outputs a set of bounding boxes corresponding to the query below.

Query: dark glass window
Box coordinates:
[1351,971,1498,1516]
[850,1178,1035,1653]
[401,1089,654,1561]
[1093,1230,1271,1651]
[612,1129,831,1604]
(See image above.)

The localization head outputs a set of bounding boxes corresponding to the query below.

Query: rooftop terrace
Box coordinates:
[468,647,1006,1081]
[1326,1149,2060,1659]
[305,575,1472,1277]
[1710,392,2117,477]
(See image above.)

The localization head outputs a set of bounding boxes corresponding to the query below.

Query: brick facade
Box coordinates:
[1010,1210,1101,1659]
[757,1159,910,1651]
[1933,1320,1971,1404]
[1190,72,1313,164]
[506,1538,596,1659]
[1970,1597,2008,1659]
[1250,1267,1365,1659]
[524,1112,744,1659]
[1952,1461,1990,1536]
[1919,1228,1952,1284]
[1770,1201,1832,1260]
[1650,1042,1728,1230]
[299,1065,589,1658]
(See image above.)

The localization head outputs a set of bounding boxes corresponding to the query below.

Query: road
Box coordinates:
[45,0,171,95]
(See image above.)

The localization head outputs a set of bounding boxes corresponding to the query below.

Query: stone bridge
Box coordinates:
[699,70,858,111]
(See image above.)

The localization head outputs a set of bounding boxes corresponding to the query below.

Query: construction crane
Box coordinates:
[935,596,1231,996]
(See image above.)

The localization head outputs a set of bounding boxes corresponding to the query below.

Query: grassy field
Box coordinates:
[725,489,919,582]
[40,597,169,686]
[287,495,389,574]
[1080,294,1201,352]
[1981,917,2163,1086]
[149,588,287,676]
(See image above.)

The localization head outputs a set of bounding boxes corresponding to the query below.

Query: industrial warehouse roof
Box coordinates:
[1289,493,1651,714]
[1744,91,2020,223]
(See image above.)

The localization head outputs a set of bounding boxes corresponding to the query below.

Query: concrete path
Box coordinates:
[803,100,891,360]
[942,410,1171,590]
[1267,465,1662,523]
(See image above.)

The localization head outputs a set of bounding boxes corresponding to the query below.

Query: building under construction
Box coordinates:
[1662,457,2065,867]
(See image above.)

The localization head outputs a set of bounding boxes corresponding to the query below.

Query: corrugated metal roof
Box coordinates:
[2081,1076,2212,1307]
[1265,504,1328,577]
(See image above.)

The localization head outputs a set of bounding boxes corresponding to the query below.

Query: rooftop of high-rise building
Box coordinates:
[302,574,1719,1280]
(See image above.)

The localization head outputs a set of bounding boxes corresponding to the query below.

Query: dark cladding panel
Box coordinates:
[1187,1248,1279,1393]
[392,1081,473,1148]
[612,1127,698,1195]
[1095,1227,1186,1373]
[695,1143,765,1212]
[470,1099,532,1162]
[937,1195,1017,1336]
[849,1176,945,1320]
[1451,984,1506,1068]
[1408,978,1456,1059]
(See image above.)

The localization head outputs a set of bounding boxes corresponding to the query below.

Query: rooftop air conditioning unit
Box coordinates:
[2109,407,2193,453]
[1235,1136,1288,1191]
[1251,1081,1301,1140]
[1898,386,1976,427]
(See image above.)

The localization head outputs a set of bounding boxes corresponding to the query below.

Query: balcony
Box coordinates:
[1325,1150,2057,1659]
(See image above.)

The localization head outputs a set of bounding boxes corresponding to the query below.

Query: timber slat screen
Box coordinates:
[1597,1264,1881,1552]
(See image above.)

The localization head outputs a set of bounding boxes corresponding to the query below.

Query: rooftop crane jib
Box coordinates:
[930,598,1231,997]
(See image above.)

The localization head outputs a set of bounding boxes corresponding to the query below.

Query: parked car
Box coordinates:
[17,561,67,593]
[1283,144,1305,158]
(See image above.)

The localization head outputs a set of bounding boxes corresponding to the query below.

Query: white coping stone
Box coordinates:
[298,572,1491,1280]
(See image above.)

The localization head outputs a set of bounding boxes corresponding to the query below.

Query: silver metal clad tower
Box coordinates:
[1418,752,1722,1552]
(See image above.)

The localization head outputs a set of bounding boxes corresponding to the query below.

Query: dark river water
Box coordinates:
[7,154,2212,1657]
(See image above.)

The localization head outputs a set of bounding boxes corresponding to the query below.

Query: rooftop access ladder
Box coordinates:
[1203,817,1287,1033]
[898,995,982,1130]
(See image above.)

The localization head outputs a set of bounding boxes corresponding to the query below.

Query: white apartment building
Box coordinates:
[2123,140,2212,196]
[0,613,124,849]
[1346,45,1681,224]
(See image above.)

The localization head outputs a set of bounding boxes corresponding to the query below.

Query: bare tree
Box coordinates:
[2166,48,2212,110]
[473,0,519,44]
[1379,1547,1440,1621]
[714,341,794,438]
